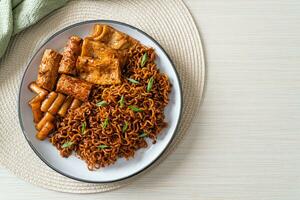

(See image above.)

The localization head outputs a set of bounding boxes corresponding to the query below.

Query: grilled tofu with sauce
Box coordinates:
[77,38,127,85]
[76,55,122,85]
[87,24,138,50]
[36,49,62,91]
[58,36,83,75]
[56,74,93,102]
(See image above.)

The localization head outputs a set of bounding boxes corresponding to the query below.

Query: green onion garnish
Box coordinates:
[81,122,86,134]
[147,77,154,92]
[102,117,109,129]
[122,121,128,133]
[98,145,109,150]
[62,141,74,148]
[141,53,148,67]
[118,95,125,108]
[96,100,108,107]
[127,78,139,84]
[128,105,143,112]
[139,132,148,138]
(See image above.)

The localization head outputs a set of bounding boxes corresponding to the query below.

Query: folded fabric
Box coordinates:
[0,0,68,58]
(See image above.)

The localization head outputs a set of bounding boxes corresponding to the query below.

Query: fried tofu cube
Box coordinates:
[81,38,108,58]
[36,49,62,91]
[81,38,126,62]
[56,74,93,102]
[58,36,83,75]
[78,39,127,85]
[81,39,127,65]
[76,56,122,85]
[87,24,138,50]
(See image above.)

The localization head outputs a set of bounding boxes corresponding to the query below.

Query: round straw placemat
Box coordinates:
[0,0,205,193]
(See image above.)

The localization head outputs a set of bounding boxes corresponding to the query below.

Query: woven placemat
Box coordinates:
[0,0,205,193]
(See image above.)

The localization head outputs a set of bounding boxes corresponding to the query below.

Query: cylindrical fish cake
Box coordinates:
[58,96,73,117]
[59,36,83,75]
[36,112,55,130]
[41,91,58,112]
[36,121,55,140]
[48,93,66,115]
[28,82,48,100]
[36,49,62,91]
[56,74,93,101]
[69,99,82,110]
[29,99,43,123]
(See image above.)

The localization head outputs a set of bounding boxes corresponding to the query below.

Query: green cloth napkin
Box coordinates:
[0,0,68,58]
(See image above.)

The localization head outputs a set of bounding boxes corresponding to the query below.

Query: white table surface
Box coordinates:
[1,0,300,199]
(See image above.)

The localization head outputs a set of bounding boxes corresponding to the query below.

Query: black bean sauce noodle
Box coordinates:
[50,43,171,170]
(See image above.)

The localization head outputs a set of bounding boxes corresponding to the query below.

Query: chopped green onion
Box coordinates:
[81,122,86,134]
[118,95,125,108]
[141,53,148,67]
[139,132,148,138]
[127,78,139,84]
[147,77,154,92]
[96,100,108,107]
[122,121,128,133]
[102,117,109,129]
[98,145,109,150]
[62,141,73,148]
[128,105,143,112]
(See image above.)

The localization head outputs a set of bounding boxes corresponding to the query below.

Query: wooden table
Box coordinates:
[1,0,300,199]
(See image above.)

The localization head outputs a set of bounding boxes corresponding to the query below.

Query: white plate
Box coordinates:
[18,20,182,183]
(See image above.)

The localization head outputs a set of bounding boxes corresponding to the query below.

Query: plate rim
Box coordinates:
[18,19,183,183]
